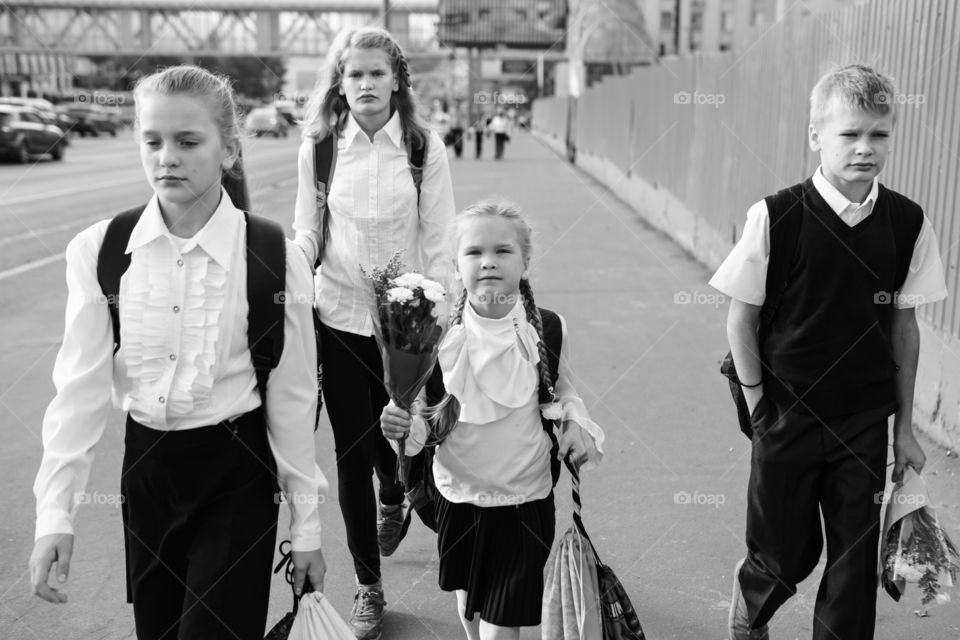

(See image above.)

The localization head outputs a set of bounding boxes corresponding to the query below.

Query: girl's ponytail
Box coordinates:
[221,147,250,212]
[519,278,558,404]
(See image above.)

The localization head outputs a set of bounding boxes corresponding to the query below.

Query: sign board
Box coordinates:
[438,0,568,50]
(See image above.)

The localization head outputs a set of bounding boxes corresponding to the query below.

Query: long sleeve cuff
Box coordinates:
[35,508,75,540]
[560,396,605,470]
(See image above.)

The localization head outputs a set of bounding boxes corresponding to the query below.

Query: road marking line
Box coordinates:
[0,176,299,282]
[1,175,144,205]
[0,214,108,247]
[0,253,64,282]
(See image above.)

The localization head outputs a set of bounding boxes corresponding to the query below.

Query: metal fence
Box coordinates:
[535,0,959,338]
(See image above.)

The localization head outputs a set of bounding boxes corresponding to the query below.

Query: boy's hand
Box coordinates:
[291,547,326,596]
[558,421,597,468]
[30,533,74,604]
[892,431,926,482]
[380,400,412,441]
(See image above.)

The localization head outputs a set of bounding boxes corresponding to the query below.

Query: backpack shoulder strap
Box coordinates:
[312,133,337,269]
[406,135,427,208]
[245,212,287,403]
[96,205,148,353]
[760,182,806,329]
[880,185,925,293]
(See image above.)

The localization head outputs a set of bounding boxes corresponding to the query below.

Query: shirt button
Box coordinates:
[177,259,184,267]
[169,354,177,361]
[173,305,180,313]
[158,396,166,404]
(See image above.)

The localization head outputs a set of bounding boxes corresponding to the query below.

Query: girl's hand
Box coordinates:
[892,431,926,483]
[380,400,412,441]
[30,533,74,603]
[291,547,326,596]
[558,421,597,469]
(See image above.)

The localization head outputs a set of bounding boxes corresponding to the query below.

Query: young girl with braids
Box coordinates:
[381,199,604,640]
[293,25,455,639]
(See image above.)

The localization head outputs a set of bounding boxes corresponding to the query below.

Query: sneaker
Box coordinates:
[350,583,385,640]
[728,558,770,640]
[377,502,405,557]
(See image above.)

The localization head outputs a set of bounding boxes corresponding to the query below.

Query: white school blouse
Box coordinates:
[709,167,948,308]
[292,111,456,336]
[33,191,324,552]
[433,300,605,506]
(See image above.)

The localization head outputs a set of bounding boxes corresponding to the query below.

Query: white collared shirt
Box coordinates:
[34,191,324,551]
[293,111,456,336]
[433,302,604,506]
[709,167,948,308]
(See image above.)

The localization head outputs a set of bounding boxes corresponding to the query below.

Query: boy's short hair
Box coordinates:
[809,64,898,127]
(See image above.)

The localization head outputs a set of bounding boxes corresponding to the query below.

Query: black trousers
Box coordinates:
[494,133,507,159]
[740,397,891,639]
[120,409,279,640]
[321,323,405,585]
[474,130,483,159]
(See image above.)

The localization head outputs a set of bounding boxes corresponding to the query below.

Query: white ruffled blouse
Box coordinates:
[432,300,604,506]
[34,192,324,551]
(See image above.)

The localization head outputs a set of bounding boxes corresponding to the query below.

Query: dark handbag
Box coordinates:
[264,540,313,640]
[720,352,753,439]
[565,457,646,640]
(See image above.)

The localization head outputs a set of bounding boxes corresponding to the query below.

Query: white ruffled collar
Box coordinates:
[438,299,542,424]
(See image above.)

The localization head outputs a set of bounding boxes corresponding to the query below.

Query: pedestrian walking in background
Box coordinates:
[489,109,511,160]
[29,64,326,640]
[294,25,456,640]
[711,64,948,640]
[380,198,604,640]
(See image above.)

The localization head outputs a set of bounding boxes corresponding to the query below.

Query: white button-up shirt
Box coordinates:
[34,192,324,551]
[709,167,948,308]
[293,111,456,336]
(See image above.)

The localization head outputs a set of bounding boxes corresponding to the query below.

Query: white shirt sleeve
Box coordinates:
[553,315,605,470]
[894,215,948,308]
[708,200,770,306]
[418,131,456,290]
[292,139,321,268]
[34,223,115,540]
[264,240,324,552]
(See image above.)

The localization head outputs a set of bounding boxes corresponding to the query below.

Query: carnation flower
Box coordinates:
[393,273,425,289]
[541,402,563,420]
[423,286,445,304]
[386,286,414,303]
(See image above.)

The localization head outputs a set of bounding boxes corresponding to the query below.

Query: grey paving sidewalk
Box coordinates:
[2,131,959,639]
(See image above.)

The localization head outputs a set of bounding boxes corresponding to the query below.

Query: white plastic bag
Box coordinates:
[287,592,354,640]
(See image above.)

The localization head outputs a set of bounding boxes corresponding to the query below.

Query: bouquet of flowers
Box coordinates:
[880,469,960,613]
[363,251,446,487]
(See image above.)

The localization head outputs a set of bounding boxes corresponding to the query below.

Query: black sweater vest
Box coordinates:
[761,179,923,418]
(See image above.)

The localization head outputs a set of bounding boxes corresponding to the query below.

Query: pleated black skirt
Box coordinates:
[436,490,556,627]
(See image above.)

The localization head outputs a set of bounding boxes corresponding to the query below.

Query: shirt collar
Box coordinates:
[126,188,241,268]
[342,110,403,150]
[812,165,879,215]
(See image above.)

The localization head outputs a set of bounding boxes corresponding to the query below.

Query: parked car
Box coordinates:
[0,97,75,140]
[60,104,122,137]
[0,105,69,162]
[244,107,289,137]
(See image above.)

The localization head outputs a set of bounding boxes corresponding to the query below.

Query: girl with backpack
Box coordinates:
[29,65,326,640]
[380,199,604,640]
[292,25,456,640]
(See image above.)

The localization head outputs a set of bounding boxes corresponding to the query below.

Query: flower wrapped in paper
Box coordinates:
[879,468,960,612]
[363,251,446,487]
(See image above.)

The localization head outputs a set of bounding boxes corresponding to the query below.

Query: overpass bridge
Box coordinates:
[0,0,439,57]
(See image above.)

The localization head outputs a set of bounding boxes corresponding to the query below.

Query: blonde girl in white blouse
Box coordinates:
[28,66,325,640]
[293,26,455,639]
[381,199,604,640]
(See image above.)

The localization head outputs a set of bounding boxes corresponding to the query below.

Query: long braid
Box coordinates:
[519,278,557,405]
[424,287,467,443]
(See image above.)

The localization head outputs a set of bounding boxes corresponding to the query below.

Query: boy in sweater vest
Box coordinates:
[710,65,948,640]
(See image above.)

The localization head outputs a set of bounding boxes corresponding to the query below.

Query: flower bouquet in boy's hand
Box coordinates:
[880,468,960,614]
[363,251,446,488]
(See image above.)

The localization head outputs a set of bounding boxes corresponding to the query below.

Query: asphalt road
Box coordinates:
[1,130,958,639]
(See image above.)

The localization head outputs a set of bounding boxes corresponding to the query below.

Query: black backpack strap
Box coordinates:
[245,212,287,404]
[312,133,337,269]
[96,205,148,354]
[406,136,427,208]
[760,184,806,331]
[881,185,925,293]
[538,307,563,486]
